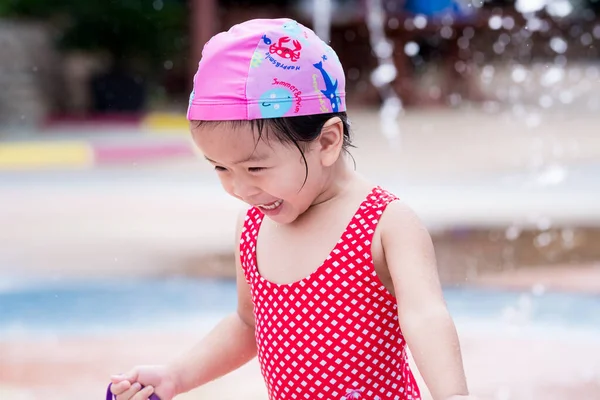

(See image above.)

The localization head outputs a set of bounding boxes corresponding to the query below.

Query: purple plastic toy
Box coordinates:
[106,383,160,400]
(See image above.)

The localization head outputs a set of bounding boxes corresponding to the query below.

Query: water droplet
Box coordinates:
[440,26,453,39]
[540,66,564,87]
[370,63,397,86]
[559,90,574,104]
[593,25,600,39]
[581,33,593,47]
[481,65,495,84]
[561,228,575,248]
[493,42,505,55]
[526,17,543,32]
[458,36,470,50]
[549,37,568,54]
[554,55,567,67]
[488,15,503,30]
[373,40,393,58]
[463,27,475,39]
[546,0,573,18]
[413,15,427,30]
[505,225,521,241]
[518,28,532,40]
[447,93,461,107]
[454,61,467,74]
[532,283,546,296]
[164,60,173,70]
[538,95,553,108]
[503,16,515,30]
[366,0,403,144]
[541,20,551,33]
[536,164,567,186]
[535,232,552,247]
[387,18,399,30]
[515,0,545,14]
[153,0,164,11]
[404,41,420,57]
[511,65,527,83]
[379,96,402,141]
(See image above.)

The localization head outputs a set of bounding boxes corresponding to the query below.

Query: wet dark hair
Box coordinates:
[192,112,355,185]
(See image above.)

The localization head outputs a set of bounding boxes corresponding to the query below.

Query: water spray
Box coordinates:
[365,0,403,145]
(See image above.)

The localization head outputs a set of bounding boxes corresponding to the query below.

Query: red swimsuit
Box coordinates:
[240,187,421,400]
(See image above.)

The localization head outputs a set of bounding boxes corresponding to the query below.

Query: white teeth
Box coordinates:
[258,199,283,210]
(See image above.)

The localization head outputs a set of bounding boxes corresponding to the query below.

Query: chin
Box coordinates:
[264,211,298,225]
[262,203,300,224]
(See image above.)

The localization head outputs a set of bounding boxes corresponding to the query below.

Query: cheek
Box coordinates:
[285,156,312,179]
[215,173,236,196]
[273,157,319,192]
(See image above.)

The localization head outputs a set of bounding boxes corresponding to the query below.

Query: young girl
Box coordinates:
[109,18,473,400]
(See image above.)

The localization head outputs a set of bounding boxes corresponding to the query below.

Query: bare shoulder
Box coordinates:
[378,199,442,303]
[379,199,434,247]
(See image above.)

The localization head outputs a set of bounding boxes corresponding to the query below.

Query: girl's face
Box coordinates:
[191,123,330,224]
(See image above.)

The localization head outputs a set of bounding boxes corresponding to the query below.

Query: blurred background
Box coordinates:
[1,0,600,399]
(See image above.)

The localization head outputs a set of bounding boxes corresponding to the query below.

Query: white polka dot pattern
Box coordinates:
[240,187,421,400]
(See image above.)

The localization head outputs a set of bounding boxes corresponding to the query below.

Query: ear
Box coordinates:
[317,117,344,167]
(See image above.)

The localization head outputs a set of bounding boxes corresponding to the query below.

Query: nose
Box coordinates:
[231,178,261,201]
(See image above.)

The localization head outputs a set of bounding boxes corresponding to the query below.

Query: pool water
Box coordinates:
[1,277,599,338]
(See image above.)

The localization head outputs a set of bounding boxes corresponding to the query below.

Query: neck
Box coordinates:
[311,156,359,207]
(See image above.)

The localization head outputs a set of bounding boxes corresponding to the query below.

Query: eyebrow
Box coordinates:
[204,152,269,165]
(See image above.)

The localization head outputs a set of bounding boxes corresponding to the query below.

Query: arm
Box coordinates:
[380,201,470,400]
[167,209,257,395]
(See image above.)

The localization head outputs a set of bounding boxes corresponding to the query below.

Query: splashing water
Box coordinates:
[365,0,403,145]
[507,4,586,191]
[515,0,574,16]
[312,0,332,43]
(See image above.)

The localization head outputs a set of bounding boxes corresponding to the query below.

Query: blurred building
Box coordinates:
[1,0,599,130]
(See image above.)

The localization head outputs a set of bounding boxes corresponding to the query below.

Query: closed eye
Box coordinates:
[248,167,267,172]
[214,166,227,172]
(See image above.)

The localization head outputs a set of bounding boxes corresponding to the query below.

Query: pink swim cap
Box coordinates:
[187,18,346,121]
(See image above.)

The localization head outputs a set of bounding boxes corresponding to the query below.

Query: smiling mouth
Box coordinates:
[257,199,283,211]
